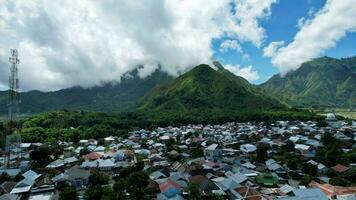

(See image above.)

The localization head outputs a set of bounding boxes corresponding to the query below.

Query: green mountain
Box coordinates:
[0,68,173,114]
[139,64,285,116]
[261,56,356,108]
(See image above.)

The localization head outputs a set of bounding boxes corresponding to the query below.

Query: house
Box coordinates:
[46,159,65,169]
[150,171,167,180]
[0,181,16,194]
[265,159,283,172]
[332,164,349,174]
[242,162,256,169]
[204,144,222,163]
[10,178,34,194]
[188,175,219,195]
[65,165,90,189]
[80,160,98,169]
[84,152,102,160]
[229,186,266,200]
[51,173,69,185]
[29,191,54,200]
[0,169,21,178]
[278,184,294,196]
[156,191,184,200]
[256,173,279,186]
[279,188,328,200]
[211,177,239,191]
[98,159,115,171]
[64,157,78,165]
[307,160,328,173]
[224,171,248,185]
[0,194,19,200]
[22,170,41,181]
[240,144,257,154]
[158,178,183,193]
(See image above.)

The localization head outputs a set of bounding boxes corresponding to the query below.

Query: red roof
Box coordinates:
[84,152,102,160]
[159,178,182,193]
[189,175,207,184]
[331,164,349,173]
[234,186,260,197]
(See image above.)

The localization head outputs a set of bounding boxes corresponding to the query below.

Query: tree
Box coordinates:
[113,179,127,200]
[84,186,104,200]
[59,187,79,200]
[0,173,11,184]
[126,171,149,200]
[286,158,298,170]
[187,182,201,200]
[256,143,269,163]
[302,163,317,176]
[206,193,224,200]
[330,177,352,187]
[80,147,89,156]
[88,171,109,186]
[30,146,52,167]
[284,140,295,152]
[320,132,336,147]
[300,174,311,186]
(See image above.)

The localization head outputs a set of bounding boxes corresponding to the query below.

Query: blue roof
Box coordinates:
[164,187,180,198]
[292,188,328,200]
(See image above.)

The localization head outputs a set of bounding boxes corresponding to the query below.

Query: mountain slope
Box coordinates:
[139,64,285,114]
[261,56,356,108]
[0,68,173,114]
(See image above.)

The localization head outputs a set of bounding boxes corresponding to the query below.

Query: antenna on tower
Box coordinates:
[3,49,21,169]
[8,49,20,124]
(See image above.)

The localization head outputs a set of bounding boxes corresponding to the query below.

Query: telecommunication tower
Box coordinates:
[8,49,20,123]
[3,49,22,168]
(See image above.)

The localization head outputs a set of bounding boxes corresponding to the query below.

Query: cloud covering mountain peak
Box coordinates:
[0,0,276,91]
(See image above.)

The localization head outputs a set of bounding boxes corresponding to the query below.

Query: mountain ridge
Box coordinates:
[138,64,285,114]
[261,56,356,108]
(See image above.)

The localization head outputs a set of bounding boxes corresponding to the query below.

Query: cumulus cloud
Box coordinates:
[0,0,276,91]
[220,40,242,53]
[231,0,278,47]
[225,64,260,81]
[263,41,285,57]
[265,0,356,75]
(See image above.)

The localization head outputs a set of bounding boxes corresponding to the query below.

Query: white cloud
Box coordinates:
[220,40,242,53]
[265,0,356,75]
[242,54,250,61]
[263,41,285,57]
[0,83,6,90]
[225,64,260,81]
[231,0,278,47]
[0,0,275,91]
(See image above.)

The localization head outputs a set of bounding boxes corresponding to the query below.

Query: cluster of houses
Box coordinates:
[0,113,355,199]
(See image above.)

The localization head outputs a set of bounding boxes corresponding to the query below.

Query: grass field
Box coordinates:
[334,110,356,120]
[315,109,356,120]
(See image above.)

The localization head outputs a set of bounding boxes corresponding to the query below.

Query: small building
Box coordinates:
[66,165,90,189]
[240,144,257,154]
[256,173,279,186]
[204,144,222,163]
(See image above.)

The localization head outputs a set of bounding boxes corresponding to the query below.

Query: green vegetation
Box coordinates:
[9,109,320,144]
[186,182,201,200]
[139,64,285,114]
[261,56,356,108]
[0,68,173,114]
[316,109,356,120]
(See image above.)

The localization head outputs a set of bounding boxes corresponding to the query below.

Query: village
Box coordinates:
[0,113,355,200]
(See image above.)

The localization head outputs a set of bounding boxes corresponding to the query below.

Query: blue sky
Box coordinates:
[212,0,356,84]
